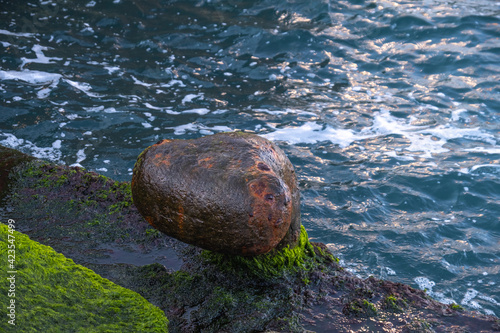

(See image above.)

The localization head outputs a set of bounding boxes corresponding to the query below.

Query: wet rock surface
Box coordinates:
[132,132,301,256]
[0,145,34,202]
[1,146,499,333]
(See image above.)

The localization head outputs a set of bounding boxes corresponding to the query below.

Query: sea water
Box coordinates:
[1,0,499,318]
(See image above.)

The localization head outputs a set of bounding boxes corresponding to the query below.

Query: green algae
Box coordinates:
[383,294,408,313]
[450,303,465,311]
[200,225,338,278]
[114,262,299,332]
[343,299,378,318]
[13,160,133,212]
[0,223,168,332]
[6,160,144,246]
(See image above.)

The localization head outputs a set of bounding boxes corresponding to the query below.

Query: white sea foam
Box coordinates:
[144,103,181,115]
[383,151,415,161]
[253,108,317,116]
[144,103,163,110]
[170,123,199,135]
[464,147,500,154]
[131,75,153,87]
[265,122,360,147]
[478,295,500,306]
[414,276,436,290]
[52,140,62,149]
[159,79,186,88]
[0,132,62,162]
[20,44,63,69]
[83,106,105,112]
[80,25,95,34]
[212,109,229,115]
[104,66,120,74]
[384,267,396,276]
[0,29,36,38]
[469,164,500,174]
[183,108,210,115]
[144,112,155,121]
[415,277,498,314]
[451,108,468,122]
[76,148,86,163]
[168,123,232,135]
[414,277,455,305]
[182,93,204,104]
[484,309,496,316]
[422,125,496,145]
[264,109,498,159]
[37,88,51,99]
[461,289,482,309]
[0,69,61,85]
[103,107,123,113]
[64,79,102,97]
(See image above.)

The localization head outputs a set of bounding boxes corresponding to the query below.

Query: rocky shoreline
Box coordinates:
[1,144,499,332]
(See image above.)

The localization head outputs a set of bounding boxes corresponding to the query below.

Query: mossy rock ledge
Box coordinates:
[1,144,499,332]
[0,224,169,332]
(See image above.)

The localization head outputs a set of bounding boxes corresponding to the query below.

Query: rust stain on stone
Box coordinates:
[153,153,171,167]
[154,139,171,146]
[198,156,214,168]
[177,205,185,236]
[145,216,157,228]
[247,176,292,253]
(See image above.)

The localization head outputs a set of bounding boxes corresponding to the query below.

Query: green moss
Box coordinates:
[450,303,464,311]
[8,161,138,244]
[383,294,408,313]
[343,299,378,318]
[362,300,378,317]
[146,228,161,239]
[201,225,334,278]
[154,267,299,332]
[384,295,398,309]
[0,224,169,332]
[13,161,132,208]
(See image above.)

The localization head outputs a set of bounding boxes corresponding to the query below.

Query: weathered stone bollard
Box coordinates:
[131,132,301,256]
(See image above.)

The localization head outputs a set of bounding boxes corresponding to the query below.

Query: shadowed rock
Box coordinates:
[131,132,301,256]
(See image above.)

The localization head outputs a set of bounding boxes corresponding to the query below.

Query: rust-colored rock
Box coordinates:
[131,132,301,256]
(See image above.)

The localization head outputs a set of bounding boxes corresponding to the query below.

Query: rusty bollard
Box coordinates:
[131,132,301,256]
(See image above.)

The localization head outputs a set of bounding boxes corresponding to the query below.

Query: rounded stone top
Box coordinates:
[131,132,301,256]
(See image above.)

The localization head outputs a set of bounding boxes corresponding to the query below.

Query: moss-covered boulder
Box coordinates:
[0,223,169,332]
[132,132,301,256]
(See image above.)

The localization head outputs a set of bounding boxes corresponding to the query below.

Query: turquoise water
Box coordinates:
[1,0,499,318]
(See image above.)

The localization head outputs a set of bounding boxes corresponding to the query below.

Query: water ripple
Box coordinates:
[1,0,499,319]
